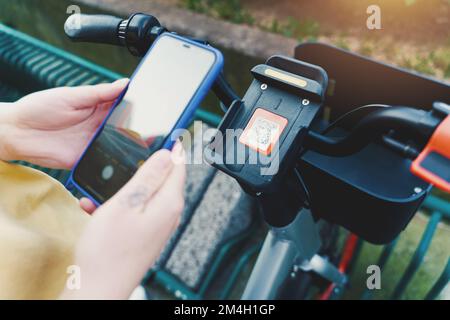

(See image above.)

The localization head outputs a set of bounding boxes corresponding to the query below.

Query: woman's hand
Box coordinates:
[0,79,128,168]
[61,144,186,300]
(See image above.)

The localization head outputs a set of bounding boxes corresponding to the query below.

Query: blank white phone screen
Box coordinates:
[109,35,216,139]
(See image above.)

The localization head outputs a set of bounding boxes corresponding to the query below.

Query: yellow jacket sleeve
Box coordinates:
[0,161,89,299]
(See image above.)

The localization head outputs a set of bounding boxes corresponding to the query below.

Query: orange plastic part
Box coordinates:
[239,108,288,156]
[411,115,450,193]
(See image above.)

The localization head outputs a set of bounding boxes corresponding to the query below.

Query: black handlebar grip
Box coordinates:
[64,14,123,46]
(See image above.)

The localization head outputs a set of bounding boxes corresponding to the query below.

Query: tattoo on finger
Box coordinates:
[126,186,149,209]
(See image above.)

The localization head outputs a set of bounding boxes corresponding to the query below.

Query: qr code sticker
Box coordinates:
[239,108,288,155]
[246,117,280,151]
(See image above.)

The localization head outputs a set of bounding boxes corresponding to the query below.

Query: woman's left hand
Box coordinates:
[0,79,128,169]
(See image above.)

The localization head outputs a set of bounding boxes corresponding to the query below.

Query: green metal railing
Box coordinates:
[358,194,449,300]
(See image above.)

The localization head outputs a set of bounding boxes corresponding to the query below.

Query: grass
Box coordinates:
[359,40,376,56]
[429,48,450,78]
[180,0,254,24]
[397,48,450,78]
[179,0,449,80]
[344,212,449,300]
[180,0,320,41]
[265,17,320,41]
[335,36,351,51]
[404,0,417,6]
[402,56,436,76]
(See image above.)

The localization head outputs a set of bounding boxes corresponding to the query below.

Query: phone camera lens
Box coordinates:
[102,165,114,180]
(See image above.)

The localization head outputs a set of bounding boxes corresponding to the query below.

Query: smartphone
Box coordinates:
[67,33,223,205]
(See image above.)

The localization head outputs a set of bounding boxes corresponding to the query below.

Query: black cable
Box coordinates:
[294,167,311,210]
[322,104,391,135]
[308,106,433,157]
[212,73,240,112]
[300,104,391,160]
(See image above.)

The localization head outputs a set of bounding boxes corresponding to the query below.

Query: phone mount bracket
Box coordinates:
[205,55,328,194]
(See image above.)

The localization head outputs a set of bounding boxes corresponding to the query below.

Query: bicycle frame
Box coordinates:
[242,209,347,299]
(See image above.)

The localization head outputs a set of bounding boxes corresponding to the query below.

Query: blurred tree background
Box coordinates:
[174,0,449,79]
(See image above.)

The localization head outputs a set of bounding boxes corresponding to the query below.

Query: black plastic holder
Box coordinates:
[206,55,328,195]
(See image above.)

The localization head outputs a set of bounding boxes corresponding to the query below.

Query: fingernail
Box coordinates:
[114,78,129,86]
[174,142,186,157]
[171,142,186,165]
[158,150,173,169]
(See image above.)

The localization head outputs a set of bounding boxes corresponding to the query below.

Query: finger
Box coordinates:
[170,215,182,234]
[144,147,186,219]
[79,197,97,214]
[111,149,175,210]
[69,79,129,109]
[170,141,186,166]
[141,159,186,255]
[90,99,119,128]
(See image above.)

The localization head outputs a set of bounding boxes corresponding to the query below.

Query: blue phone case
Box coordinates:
[66,33,224,205]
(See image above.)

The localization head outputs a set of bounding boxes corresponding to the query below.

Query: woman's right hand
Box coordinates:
[61,144,186,300]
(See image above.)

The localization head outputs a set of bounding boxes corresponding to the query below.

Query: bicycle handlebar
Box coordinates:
[65,14,123,46]
[64,13,165,55]
[305,106,441,157]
